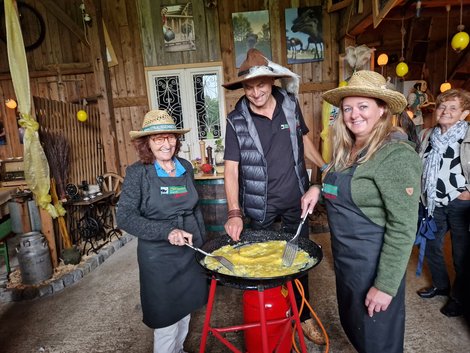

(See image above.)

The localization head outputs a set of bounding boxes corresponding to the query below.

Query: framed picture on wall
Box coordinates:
[327,0,352,13]
[285,6,324,64]
[161,3,196,52]
[372,0,400,28]
[232,10,271,68]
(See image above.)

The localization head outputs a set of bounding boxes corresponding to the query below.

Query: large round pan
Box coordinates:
[196,229,323,290]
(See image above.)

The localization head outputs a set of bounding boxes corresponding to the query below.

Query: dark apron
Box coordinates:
[138,171,208,329]
[324,165,406,353]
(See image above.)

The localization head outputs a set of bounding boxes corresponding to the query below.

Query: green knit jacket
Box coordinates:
[350,140,422,296]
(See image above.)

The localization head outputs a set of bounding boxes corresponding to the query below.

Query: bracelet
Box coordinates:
[227,209,243,219]
[320,163,328,172]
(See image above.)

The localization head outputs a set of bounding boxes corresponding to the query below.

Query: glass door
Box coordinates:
[146,65,226,163]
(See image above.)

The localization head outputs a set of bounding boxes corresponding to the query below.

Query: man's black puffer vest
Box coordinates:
[227,87,309,222]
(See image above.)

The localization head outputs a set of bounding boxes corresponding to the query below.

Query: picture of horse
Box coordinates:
[285,6,324,64]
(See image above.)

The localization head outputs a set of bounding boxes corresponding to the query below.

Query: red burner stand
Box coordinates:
[199,278,308,353]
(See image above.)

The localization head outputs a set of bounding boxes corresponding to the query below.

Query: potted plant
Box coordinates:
[214,138,224,165]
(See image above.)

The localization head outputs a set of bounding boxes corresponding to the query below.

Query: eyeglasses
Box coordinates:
[150,135,177,144]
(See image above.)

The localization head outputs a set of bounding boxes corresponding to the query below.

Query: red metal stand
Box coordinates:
[199,277,308,353]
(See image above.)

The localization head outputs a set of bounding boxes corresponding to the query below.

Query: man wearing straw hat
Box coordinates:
[222,48,326,345]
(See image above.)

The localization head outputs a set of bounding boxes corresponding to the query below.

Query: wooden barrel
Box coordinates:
[195,177,227,239]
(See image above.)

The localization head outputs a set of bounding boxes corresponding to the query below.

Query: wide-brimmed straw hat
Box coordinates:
[129,110,189,140]
[322,70,407,114]
[223,48,300,94]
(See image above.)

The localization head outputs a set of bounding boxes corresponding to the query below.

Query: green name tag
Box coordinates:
[160,186,188,195]
[322,183,338,198]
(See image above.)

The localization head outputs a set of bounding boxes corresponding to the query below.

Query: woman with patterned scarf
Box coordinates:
[417,88,470,319]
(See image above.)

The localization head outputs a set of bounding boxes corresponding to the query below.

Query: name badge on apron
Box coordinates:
[322,183,338,199]
[160,185,188,197]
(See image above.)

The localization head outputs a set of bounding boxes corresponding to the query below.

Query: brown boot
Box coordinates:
[301,318,326,345]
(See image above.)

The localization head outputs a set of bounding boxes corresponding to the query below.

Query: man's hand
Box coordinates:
[224,217,243,241]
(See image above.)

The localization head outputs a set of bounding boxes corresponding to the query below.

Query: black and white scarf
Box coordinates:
[422,120,468,216]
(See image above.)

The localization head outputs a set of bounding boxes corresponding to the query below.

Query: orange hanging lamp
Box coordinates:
[440,5,452,93]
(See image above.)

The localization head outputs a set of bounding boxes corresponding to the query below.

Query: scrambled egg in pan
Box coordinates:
[204,240,316,277]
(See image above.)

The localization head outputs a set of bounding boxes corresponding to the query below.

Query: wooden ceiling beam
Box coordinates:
[0,65,93,81]
[340,1,464,39]
[338,2,374,38]
[449,50,470,81]
[36,0,90,47]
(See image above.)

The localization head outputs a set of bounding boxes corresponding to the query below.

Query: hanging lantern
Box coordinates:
[440,82,452,93]
[440,6,451,93]
[395,16,408,78]
[451,31,469,52]
[5,99,17,109]
[396,62,409,77]
[377,54,389,66]
[377,53,389,76]
[451,1,469,52]
[77,110,88,122]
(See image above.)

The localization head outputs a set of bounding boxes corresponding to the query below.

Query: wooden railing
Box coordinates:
[33,97,105,187]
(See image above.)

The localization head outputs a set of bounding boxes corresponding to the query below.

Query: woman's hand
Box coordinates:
[364,286,393,317]
[224,217,243,242]
[301,185,321,217]
[168,229,192,246]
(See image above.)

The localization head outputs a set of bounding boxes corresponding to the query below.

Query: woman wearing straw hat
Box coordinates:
[117,110,208,353]
[301,70,422,352]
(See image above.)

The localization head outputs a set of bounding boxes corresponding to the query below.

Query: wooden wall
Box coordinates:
[0,0,341,183]
[0,0,148,177]
[100,0,147,174]
[138,0,221,66]
[216,0,339,181]
[138,0,340,181]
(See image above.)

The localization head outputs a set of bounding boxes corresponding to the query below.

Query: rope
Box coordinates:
[292,278,330,353]
[444,5,450,82]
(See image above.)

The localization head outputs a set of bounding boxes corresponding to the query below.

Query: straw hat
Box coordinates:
[322,70,407,114]
[223,48,300,94]
[129,110,189,140]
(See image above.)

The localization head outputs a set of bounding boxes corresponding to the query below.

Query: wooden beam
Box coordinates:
[449,50,470,81]
[338,1,374,38]
[42,62,93,71]
[112,96,149,108]
[0,63,93,80]
[36,0,90,47]
[84,0,119,174]
[299,81,338,93]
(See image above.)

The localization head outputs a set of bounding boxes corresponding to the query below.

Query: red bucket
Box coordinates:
[243,286,292,353]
